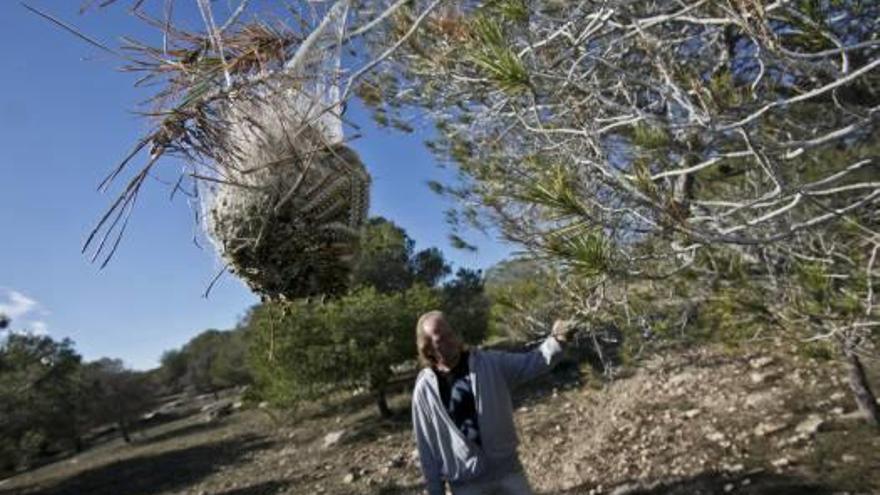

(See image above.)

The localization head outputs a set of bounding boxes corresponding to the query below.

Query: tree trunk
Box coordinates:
[375,386,392,419]
[118,420,132,443]
[843,345,880,428]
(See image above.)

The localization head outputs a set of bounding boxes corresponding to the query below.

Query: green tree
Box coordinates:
[0,331,83,471]
[158,348,188,393]
[360,0,880,425]
[80,358,156,443]
[442,268,490,346]
[158,329,252,395]
[485,259,563,342]
[248,285,441,417]
[411,247,452,287]
[350,217,418,293]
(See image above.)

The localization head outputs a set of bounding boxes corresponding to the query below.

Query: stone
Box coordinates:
[343,472,357,483]
[771,457,791,468]
[749,356,774,369]
[683,408,701,419]
[388,453,406,468]
[750,372,771,384]
[323,430,347,449]
[840,410,867,421]
[754,422,787,437]
[724,483,735,492]
[610,482,641,495]
[841,454,857,463]
[707,431,726,443]
[795,414,825,435]
[745,391,774,408]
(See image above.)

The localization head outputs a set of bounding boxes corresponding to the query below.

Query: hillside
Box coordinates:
[1,341,878,495]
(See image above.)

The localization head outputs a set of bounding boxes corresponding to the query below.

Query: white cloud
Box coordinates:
[0,290,37,319]
[0,289,49,335]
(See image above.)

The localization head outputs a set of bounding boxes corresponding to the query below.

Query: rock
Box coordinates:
[388,453,406,468]
[754,422,787,437]
[202,403,233,423]
[323,430,347,449]
[839,410,867,422]
[795,414,825,436]
[232,401,244,410]
[668,372,693,387]
[741,478,751,487]
[343,472,357,483]
[258,401,269,409]
[707,431,726,443]
[779,433,809,447]
[830,391,846,401]
[750,372,770,384]
[831,407,845,415]
[726,463,745,474]
[749,356,774,369]
[771,457,791,469]
[745,391,774,408]
[724,482,735,492]
[610,482,641,495]
[683,408,701,419]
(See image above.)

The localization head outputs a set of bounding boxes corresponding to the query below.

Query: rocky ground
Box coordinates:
[1,341,878,495]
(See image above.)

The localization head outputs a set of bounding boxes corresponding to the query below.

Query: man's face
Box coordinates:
[423,316,462,368]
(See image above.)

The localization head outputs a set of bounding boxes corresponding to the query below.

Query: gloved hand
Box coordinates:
[551,319,580,343]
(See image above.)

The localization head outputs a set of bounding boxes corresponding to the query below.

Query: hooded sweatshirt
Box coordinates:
[411,336,564,495]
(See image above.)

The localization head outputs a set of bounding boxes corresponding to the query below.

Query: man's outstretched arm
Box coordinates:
[496,319,580,388]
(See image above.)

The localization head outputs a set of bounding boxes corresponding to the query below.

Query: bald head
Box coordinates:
[416,311,463,370]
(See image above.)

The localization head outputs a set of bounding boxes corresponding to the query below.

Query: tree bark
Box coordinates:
[118,420,132,443]
[843,345,880,428]
[375,386,392,419]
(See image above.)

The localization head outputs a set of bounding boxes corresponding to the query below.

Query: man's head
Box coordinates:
[416,310,464,369]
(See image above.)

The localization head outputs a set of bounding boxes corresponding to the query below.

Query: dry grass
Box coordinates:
[2,342,879,495]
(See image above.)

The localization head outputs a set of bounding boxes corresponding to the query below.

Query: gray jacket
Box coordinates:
[411,337,564,495]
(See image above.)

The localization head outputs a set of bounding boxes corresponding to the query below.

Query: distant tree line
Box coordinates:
[0,315,253,474]
[0,326,153,473]
[158,327,251,396]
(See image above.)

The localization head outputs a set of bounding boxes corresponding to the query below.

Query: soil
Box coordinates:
[1,341,878,495]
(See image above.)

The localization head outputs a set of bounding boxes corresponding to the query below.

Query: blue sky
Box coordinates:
[0,1,512,370]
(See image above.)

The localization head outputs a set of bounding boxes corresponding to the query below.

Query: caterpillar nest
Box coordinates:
[204,87,370,299]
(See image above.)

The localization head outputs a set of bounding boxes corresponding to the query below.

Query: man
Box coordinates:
[412,310,578,495]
